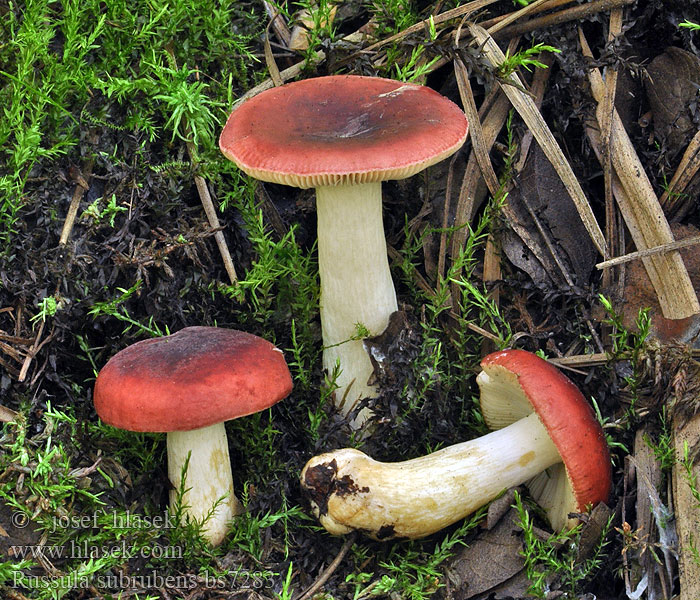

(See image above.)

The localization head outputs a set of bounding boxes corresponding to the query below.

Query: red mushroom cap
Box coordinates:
[479,349,611,517]
[93,327,292,432]
[219,75,468,188]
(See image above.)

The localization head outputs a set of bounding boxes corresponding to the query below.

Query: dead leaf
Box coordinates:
[615,223,700,345]
[646,47,700,157]
[502,144,596,289]
[0,404,18,423]
[442,507,525,599]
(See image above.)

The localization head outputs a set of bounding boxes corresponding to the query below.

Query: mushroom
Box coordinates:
[219,75,468,424]
[300,349,610,539]
[93,326,292,546]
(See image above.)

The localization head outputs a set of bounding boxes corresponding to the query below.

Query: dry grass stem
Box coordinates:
[454,57,500,197]
[263,1,291,47]
[59,158,95,246]
[479,0,574,30]
[469,23,607,257]
[264,24,284,87]
[485,0,559,37]
[580,28,699,319]
[600,8,623,290]
[660,129,700,220]
[437,153,460,282]
[596,236,700,270]
[672,412,700,600]
[491,0,636,40]
[451,89,509,238]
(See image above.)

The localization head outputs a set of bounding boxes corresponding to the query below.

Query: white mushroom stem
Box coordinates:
[300,411,562,539]
[167,422,242,546]
[316,183,398,425]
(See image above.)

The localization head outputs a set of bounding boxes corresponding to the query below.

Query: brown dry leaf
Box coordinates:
[614,223,700,345]
[0,404,18,423]
[501,144,596,289]
[442,507,525,600]
[0,501,42,558]
[576,502,613,564]
[288,3,338,51]
[645,47,700,157]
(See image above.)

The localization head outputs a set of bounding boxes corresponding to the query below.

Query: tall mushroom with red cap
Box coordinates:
[219,75,468,424]
[300,349,610,539]
[93,326,292,546]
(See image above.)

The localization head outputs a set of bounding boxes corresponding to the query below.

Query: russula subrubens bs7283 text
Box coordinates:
[219,75,468,426]
[93,326,292,546]
[300,349,610,539]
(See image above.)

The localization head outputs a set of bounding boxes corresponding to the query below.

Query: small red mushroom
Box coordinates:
[220,75,468,425]
[300,349,610,539]
[93,326,292,546]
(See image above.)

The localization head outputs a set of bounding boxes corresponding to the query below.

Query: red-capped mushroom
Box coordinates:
[477,349,611,531]
[93,326,292,546]
[300,349,610,539]
[220,75,468,425]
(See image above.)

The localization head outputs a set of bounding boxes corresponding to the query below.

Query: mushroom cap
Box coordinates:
[219,75,468,188]
[93,327,292,432]
[477,349,611,529]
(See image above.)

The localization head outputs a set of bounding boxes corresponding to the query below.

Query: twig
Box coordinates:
[262,1,291,47]
[59,158,95,246]
[190,162,238,284]
[550,352,609,368]
[446,311,505,343]
[363,0,499,53]
[17,320,44,383]
[479,0,574,30]
[600,8,623,290]
[165,46,238,284]
[236,50,325,103]
[596,236,700,269]
[293,533,356,600]
[486,0,560,37]
[492,0,636,40]
[240,0,499,103]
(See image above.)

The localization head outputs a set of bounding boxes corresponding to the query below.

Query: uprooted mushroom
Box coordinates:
[300,349,611,539]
